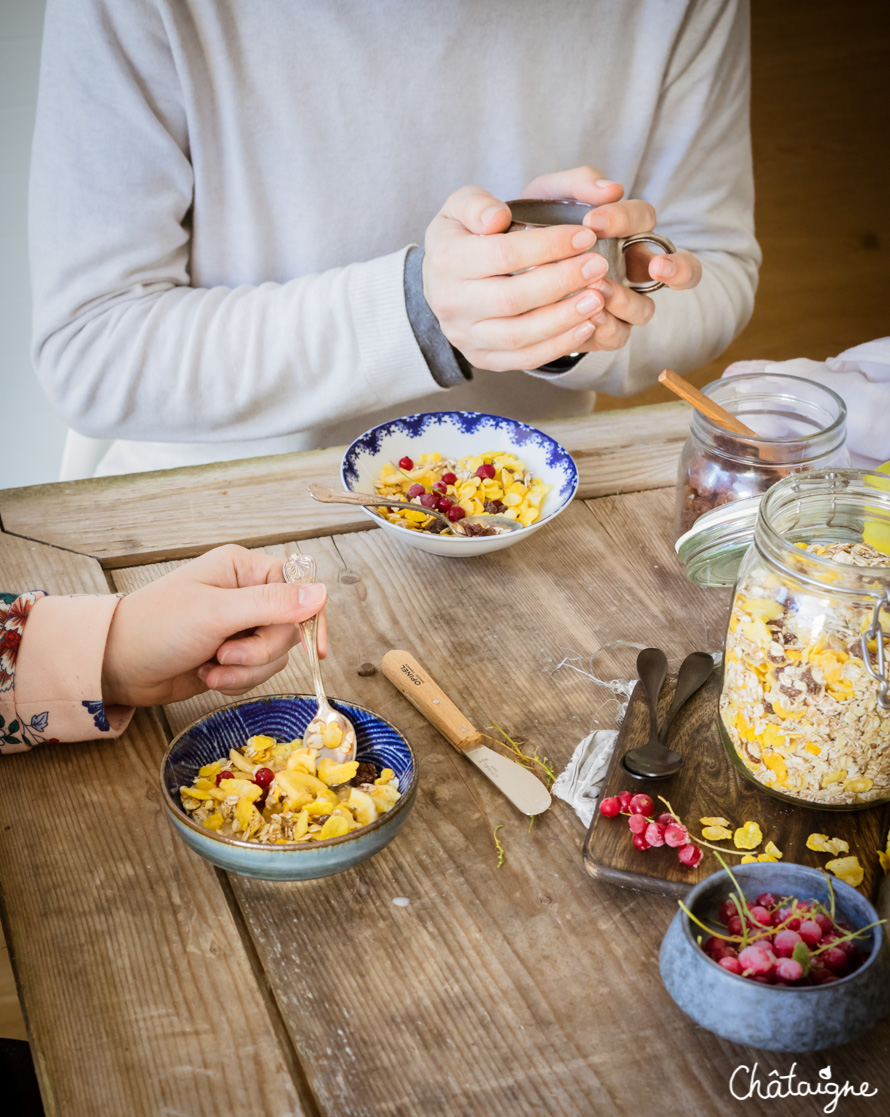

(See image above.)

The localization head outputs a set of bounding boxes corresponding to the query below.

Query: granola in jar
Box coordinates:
[720,540,890,807]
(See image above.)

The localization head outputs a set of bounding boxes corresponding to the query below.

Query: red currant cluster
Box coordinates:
[700,890,871,985]
[599,790,703,867]
[216,766,274,809]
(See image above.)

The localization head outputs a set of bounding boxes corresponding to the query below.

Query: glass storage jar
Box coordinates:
[675,373,850,539]
[719,469,890,809]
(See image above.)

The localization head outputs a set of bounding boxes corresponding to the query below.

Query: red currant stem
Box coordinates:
[693,836,754,856]
[820,869,837,922]
[810,919,886,957]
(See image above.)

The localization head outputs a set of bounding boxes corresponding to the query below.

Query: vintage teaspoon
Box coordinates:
[307,483,521,536]
[282,552,357,763]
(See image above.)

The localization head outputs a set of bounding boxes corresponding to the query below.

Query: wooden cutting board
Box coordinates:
[582,673,890,900]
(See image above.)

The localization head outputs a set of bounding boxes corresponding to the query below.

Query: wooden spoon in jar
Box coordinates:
[658,368,759,437]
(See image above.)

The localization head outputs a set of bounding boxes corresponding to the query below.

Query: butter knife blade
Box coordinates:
[381,649,552,816]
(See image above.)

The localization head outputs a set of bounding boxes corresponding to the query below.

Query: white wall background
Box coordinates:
[1,0,67,490]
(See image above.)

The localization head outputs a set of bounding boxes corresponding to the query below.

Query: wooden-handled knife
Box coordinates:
[381,649,552,816]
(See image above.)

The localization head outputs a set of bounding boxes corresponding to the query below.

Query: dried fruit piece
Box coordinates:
[806,832,831,852]
[764,840,783,859]
[825,856,865,888]
[733,821,763,850]
[702,825,733,842]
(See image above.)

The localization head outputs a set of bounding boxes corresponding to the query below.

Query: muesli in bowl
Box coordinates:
[373,450,551,537]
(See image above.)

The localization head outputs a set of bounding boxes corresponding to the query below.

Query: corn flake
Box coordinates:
[733,822,763,850]
[700,816,731,828]
[825,856,865,888]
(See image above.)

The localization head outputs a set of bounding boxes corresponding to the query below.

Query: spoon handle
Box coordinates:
[636,647,668,744]
[660,651,714,743]
[381,650,485,752]
[282,553,329,712]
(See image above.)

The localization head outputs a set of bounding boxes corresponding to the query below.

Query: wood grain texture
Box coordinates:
[112,496,890,1115]
[0,403,690,567]
[596,0,890,413]
[584,674,890,900]
[0,532,305,1117]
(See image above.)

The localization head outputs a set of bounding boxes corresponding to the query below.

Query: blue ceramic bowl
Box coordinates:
[342,410,578,557]
[660,863,890,1051]
[160,695,416,881]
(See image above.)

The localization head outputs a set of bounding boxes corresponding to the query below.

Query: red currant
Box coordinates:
[632,833,650,851]
[616,791,633,812]
[749,905,772,928]
[432,481,448,495]
[476,463,496,479]
[419,492,439,509]
[407,483,426,499]
[718,899,739,924]
[628,793,654,816]
[447,506,466,522]
[718,956,743,975]
[755,892,777,909]
[775,958,804,983]
[727,914,744,936]
[398,456,414,470]
[799,920,823,948]
[644,822,666,847]
[599,796,621,818]
[677,843,702,867]
[663,823,689,848]
[773,929,802,957]
[253,767,274,788]
[437,497,454,512]
[627,814,648,835]
[442,472,457,485]
[216,770,234,786]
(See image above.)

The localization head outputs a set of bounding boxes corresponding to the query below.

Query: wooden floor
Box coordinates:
[597,0,890,412]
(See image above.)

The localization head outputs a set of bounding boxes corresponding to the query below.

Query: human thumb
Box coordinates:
[220,581,327,633]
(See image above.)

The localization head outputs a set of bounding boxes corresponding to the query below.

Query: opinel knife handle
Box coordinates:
[381,650,485,753]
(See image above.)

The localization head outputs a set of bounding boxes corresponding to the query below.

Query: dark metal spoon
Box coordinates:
[622,649,714,779]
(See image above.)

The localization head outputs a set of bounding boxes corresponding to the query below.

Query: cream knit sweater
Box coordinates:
[30,0,759,476]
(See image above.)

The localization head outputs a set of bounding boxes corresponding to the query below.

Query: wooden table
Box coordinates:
[1,402,887,1117]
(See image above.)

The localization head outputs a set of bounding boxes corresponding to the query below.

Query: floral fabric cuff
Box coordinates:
[2,594,134,752]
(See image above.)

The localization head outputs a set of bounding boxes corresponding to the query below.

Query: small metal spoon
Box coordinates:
[282,552,357,763]
[307,483,522,536]
[622,649,714,779]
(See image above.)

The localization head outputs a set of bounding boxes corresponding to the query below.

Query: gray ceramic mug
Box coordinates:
[506,198,676,293]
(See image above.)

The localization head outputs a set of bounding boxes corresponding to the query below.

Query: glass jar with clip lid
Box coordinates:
[717,469,890,809]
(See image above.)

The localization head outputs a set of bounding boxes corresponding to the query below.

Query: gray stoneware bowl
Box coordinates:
[660,863,890,1051]
[160,694,416,881]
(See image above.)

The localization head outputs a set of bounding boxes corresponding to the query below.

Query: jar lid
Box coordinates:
[674,495,763,587]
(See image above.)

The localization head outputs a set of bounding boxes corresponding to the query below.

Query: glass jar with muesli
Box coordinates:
[674,373,850,539]
[719,469,890,809]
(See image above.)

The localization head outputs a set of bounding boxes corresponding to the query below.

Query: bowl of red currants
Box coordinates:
[659,863,890,1051]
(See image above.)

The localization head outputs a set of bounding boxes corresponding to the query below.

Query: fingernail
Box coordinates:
[298,584,325,606]
[582,254,608,279]
[592,279,612,297]
[575,292,602,315]
[481,204,507,227]
[571,229,596,250]
[654,257,675,277]
[218,649,244,666]
[595,179,618,189]
[573,321,595,342]
[585,213,609,234]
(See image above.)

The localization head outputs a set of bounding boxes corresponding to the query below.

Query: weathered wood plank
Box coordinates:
[115,497,890,1115]
[0,531,306,1117]
[0,403,690,568]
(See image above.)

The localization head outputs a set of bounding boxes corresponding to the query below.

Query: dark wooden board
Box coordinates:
[583,673,890,900]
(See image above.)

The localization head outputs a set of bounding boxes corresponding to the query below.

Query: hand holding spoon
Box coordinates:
[282,553,357,763]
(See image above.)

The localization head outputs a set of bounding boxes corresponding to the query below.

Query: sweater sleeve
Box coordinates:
[29,0,447,445]
[525,0,761,397]
[0,594,133,754]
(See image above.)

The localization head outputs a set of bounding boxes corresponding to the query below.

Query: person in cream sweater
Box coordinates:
[29,0,759,478]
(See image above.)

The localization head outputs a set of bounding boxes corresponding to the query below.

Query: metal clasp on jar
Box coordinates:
[861,589,890,711]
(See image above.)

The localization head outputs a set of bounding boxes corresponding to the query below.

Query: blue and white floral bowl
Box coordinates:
[341,410,578,556]
[160,695,416,881]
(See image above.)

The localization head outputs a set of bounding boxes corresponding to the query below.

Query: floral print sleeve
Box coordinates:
[1,592,134,753]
